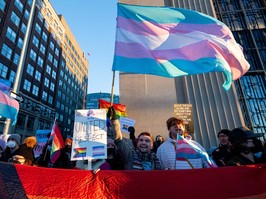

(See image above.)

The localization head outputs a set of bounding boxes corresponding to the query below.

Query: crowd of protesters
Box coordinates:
[0,106,265,170]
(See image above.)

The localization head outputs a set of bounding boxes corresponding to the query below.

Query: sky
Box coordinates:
[50,0,119,95]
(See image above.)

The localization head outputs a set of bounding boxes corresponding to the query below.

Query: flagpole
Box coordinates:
[110,71,115,106]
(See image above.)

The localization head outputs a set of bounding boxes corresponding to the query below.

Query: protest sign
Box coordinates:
[33,130,51,158]
[119,117,136,134]
[174,104,194,134]
[71,109,107,161]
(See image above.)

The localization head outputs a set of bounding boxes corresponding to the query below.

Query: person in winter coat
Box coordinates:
[108,106,160,170]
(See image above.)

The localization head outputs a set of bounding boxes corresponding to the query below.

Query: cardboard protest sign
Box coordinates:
[119,117,136,134]
[71,109,107,161]
[174,104,194,134]
[33,130,51,158]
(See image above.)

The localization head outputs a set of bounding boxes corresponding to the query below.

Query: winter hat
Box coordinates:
[0,138,6,150]
[8,134,21,145]
[229,127,264,145]
[14,144,34,162]
[217,129,231,138]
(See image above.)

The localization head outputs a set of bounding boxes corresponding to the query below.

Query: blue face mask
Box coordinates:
[7,141,16,148]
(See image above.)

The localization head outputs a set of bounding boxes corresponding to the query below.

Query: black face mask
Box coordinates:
[107,148,115,157]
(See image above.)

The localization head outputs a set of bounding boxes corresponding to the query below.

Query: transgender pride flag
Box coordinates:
[0,78,19,125]
[112,3,250,91]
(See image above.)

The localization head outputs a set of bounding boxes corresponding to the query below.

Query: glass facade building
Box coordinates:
[86,92,119,109]
[212,0,266,133]
[0,0,88,138]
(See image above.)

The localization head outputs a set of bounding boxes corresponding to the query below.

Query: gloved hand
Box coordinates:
[107,106,117,120]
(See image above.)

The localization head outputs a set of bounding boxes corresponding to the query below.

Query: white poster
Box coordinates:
[71,109,107,161]
[119,117,136,134]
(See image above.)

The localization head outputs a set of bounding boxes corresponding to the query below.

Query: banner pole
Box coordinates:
[110,71,115,106]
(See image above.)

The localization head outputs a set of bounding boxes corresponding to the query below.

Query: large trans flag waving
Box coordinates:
[112,3,250,91]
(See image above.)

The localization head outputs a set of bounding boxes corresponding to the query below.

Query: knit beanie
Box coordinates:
[8,134,21,145]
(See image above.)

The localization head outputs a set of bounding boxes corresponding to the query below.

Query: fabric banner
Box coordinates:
[112,3,250,91]
[0,162,265,199]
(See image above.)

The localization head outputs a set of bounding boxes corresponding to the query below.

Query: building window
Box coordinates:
[13,53,20,65]
[1,44,12,59]
[46,65,51,74]
[21,22,26,34]
[0,0,6,11]
[9,70,15,83]
[6,27,16,42]
[37,11,43,22]
[52,70,56,79]
[53,59,58,67]
[50,82,55,91]
[50,42,54,51]
[61,104,64,111]
[30,49,37,61]
[35,23,41,34]
[40,44,45,54]
[37,56,43,67]
[14,0,23,12]
[11,11,20,27]
[32,36,39,48]
[42,91,47,101]
[0,63,8,78]
[56,101,60,108]
[44,77,49,87]
[26,63,34,76]
[27,0,33,5]
[23,79,31,92]
[42,32,47,42]
[17,37,23,49]
[32,85,39,96]
[48,95,53,104]
[55,48,59,56]
[48,53,53,62]
[35,70,41,81]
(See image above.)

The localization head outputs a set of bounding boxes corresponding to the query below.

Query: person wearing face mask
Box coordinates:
[156,117,216,170]
[108,106,161,170]
[226,127,265,166]
[1,134,21,162]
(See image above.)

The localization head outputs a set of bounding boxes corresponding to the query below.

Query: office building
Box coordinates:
[86,92,119,109]
[0,0,88,138]
[118,0,265,149]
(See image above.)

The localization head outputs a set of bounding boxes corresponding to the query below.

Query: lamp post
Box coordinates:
[3,0,38,135]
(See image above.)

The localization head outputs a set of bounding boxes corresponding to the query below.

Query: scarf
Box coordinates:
[132,150,161,170]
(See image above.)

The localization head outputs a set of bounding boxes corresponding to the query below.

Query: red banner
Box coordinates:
[0,162,265,199]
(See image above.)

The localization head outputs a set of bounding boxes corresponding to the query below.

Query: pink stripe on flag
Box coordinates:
[115,39,249,80]
[117,16,232,37]
[0,91,19,110]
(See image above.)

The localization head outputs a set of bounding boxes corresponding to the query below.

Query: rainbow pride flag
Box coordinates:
[99,99,126,118]
[49,120,65,164]
[112,3,250,91]
[73,148,87,158]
